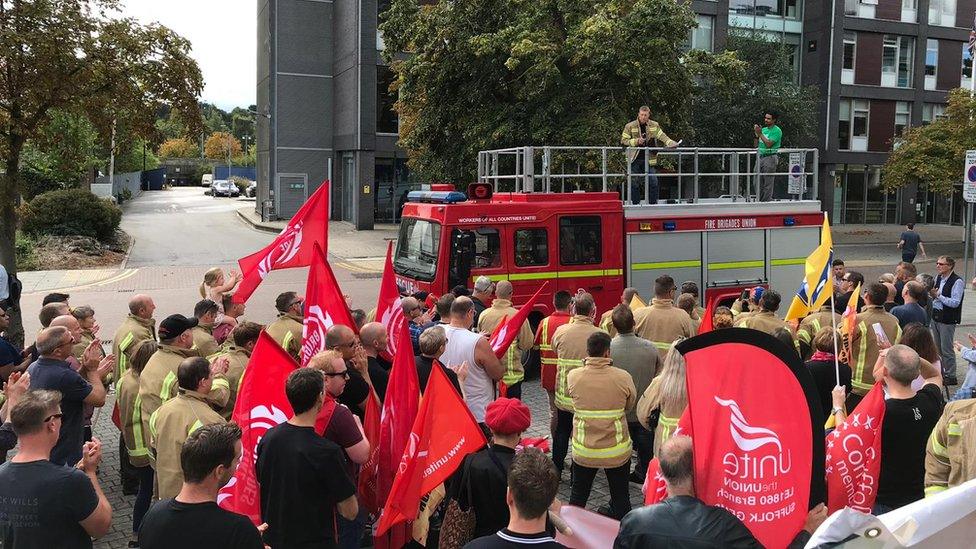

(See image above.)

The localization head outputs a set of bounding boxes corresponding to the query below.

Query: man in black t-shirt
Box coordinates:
[257,368,358,549]
[139,423,263,549]
[874,344,945,513]
[359,322,391,401]
[897,223,926,263]
[0,390,112,548]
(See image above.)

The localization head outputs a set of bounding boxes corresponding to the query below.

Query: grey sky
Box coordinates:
[122,0,256,110]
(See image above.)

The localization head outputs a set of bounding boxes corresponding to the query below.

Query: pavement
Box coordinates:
[9,188,976,548]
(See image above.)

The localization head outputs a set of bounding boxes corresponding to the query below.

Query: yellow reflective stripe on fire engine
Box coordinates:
[925,485,948,496]
[771,257,807,266]
[473,269,623,283]
[632,260,702,271]
[708,260,765,270]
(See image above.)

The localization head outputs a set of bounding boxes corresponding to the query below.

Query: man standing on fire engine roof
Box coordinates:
[621,106,678,205]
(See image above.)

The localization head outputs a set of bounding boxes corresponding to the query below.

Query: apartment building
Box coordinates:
[258,0,974,227]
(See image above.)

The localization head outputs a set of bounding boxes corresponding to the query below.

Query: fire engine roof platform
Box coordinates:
[622,199,822,218]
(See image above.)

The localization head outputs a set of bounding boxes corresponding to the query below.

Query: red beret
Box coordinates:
[484,397,531,435]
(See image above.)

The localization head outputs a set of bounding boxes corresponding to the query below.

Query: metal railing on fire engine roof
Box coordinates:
[476,146,820,205]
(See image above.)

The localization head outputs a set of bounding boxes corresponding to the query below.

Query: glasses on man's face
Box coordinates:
[44,412,63,423]
[324,370,350,379]
[936,262,949,266]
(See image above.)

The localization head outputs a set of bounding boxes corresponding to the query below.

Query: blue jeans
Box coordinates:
[628,421,654,478]
[337,506,366,549]
[133,465,154,534]
[629,159,659,204]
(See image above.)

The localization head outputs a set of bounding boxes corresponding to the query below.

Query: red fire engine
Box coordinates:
[393,182,823,327]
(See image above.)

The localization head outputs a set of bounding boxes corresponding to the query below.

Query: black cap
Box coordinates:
[158,314,198,340]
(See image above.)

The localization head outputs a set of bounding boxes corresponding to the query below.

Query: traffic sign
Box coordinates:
[965,150,976,203]
[787,152,805,195]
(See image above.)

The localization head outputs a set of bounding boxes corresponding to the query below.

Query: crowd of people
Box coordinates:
[0,246,975,549]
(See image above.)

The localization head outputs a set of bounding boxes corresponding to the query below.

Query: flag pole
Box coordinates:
[829,291,841,388]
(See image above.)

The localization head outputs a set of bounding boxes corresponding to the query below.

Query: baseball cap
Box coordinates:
[474,276,493,293]
[158,314,199,340]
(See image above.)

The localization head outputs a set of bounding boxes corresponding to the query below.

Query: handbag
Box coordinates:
[438,459,475,549]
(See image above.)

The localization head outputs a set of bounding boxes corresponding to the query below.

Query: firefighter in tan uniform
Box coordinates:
[551,292,602,475]
[476,280,534,399]
[190,299,220,359]
[111,294,157,383]
[734,290,790,336]
[150,356,228,500]
[634,275,693,360]
[139,315,230,444]
[797,303,842,359]
[599,287,639,337]
[567,331,636,520]
[848,283,902,408]
[266,291,305,361]
[209,321,262,419]
[925,398,976,496]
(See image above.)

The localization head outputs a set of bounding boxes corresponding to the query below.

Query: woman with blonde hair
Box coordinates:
[636,339,687,457]
[200,267,241,321]
[117,339,159,548]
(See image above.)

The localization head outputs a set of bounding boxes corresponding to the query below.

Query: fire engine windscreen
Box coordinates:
[394,218,441,282]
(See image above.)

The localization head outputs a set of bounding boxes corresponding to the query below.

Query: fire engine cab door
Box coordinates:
[556,214,623,317]
[703,230,766,288]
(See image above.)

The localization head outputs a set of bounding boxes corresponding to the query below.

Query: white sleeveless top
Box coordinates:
[440,325,493,422]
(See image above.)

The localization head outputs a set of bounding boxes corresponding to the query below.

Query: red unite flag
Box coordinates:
[375,242,404,362]
[643,411,692,505]
[234,181,331,303]
[358,389,383,514]
[300,243,358,365]
[826,382,886,514]
[375,365,487,535]
[218,332,299,523]
[488,282,548,358]
[697,299,715,335]
[682,331,814,549]
[372,320,421,549]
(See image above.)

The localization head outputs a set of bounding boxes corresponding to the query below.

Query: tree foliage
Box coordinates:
[158,137,200,158]
[0,0,204,345]
[204,132,242,159]
[380,0,699,184]
[882,89,976,194]
[21,110,100,186]
[686,33,820,148]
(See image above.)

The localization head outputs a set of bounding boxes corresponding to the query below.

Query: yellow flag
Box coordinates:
[785,213,834,321]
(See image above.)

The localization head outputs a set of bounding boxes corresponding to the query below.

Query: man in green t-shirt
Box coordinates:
[754,111,783,202]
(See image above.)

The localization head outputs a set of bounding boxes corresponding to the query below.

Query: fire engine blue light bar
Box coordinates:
[407,191,468,204]
[663,221,677,231]
[783,217,796,226]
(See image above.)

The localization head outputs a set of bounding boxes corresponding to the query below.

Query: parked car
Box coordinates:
[245,181,257,198]
[201,174,214,188]
[212,179,240,197]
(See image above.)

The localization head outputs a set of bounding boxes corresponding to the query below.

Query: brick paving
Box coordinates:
[92,378,637,548]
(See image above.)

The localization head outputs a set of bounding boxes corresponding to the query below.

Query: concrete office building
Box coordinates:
[259,0,973,227]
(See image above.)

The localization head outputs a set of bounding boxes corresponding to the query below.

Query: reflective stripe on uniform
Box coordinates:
[929,430,949,458]
[555,357,583,410]
[117,332,135,375]
[925,485,948,496]
[212,377,230,391]
[161,371,178,402]
[947,422,962,436]
[572,407,630,459]
[129,392,149,458]
[282,331,295,353]
[650,341,671,351]
[659,414,678,441]
[501,346,523,386]
[539,318,557,365]
[798,318,822,345]
[852,323,872,392]
[189,419,206,434]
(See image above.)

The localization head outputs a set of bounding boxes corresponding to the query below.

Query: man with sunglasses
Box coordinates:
[26,326,113,466]
[325,325,372,421]
[0,390,112,547]
[931,256,964,385]
[267,291,305,362]
[833,271,865,315]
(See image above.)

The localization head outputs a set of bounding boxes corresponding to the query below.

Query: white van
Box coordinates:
[201,174,214,188]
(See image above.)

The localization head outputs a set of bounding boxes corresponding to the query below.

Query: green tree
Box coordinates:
[113,137,160,172]
[687,33,820,148]
[0,0,204,345]
[380,0,699,184]
[21,110,100,186]
[882,89,976,194]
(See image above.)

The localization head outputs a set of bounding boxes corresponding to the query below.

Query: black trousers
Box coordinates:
[503,381,522,400]
[570,461,632,520]
[553,409,574,472]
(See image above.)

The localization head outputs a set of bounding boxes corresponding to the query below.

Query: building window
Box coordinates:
[963,44,973,88]
[514,229,549,267]
[882,35,914,88]
[559,216,602,265]
[925,39,938,90]
[902,0,917,22]
[928,0,956,26]
[731,0,802,18]
[838,99,869,151]
[376,65,399,134]
[894,101,911,139]
[842,33,856,85]
[922,103,946,124]
[688,15,714,51]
